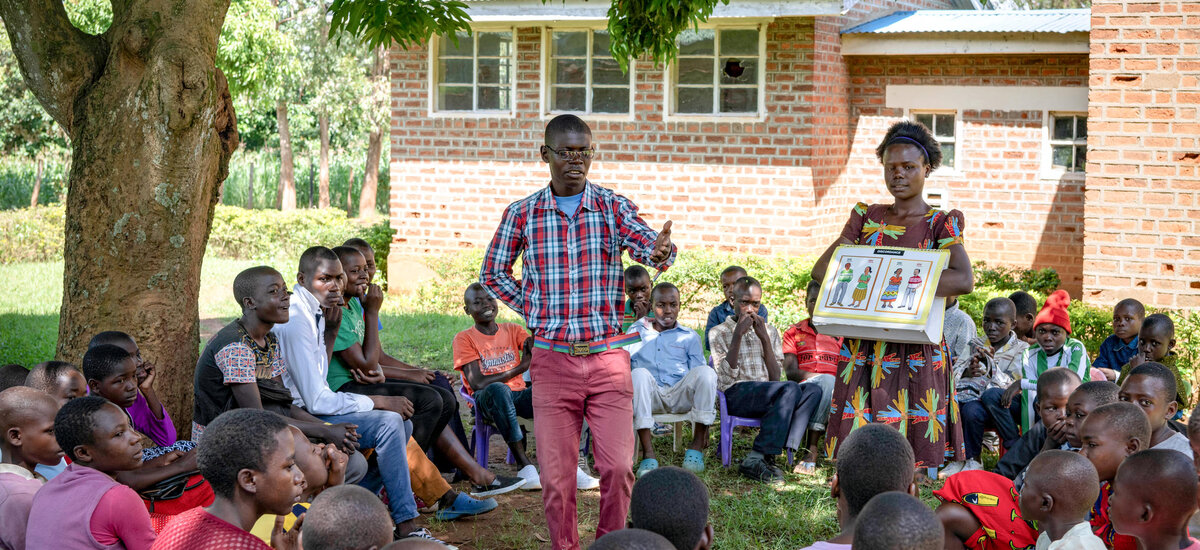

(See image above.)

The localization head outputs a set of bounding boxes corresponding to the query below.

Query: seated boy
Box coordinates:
[710,277,822,484]
[24,360,87,406]
[328,246,523,498]
[949,297,1029,477]
[1115,314,1191,411]
[853,492,944,550]
[453,282,544,488]
[943,297,978,367]
[997,380,1118,484]
[627,282,716,476]
[803,424,917,550]
[590,529,676,550]
[152,409,304,549]
[703,265,769,351]
[1119,362,1192,459]
[629,466,713,550]
[27,396,156,549]
[248,425,349,540]
[1109,450,1200,550]
[1008,291,1039,346]
[622,265,654,331]
[0,387,63,550]
[986,290,1090,447]
[1078,402,1150,550]
[782,280,841,474]
[1018,450,1104,549]
[273,246,458,544]
[301,484,395,550]
[88,331,185,451]
[1092,299,1144,382]
[987,367,1080,487]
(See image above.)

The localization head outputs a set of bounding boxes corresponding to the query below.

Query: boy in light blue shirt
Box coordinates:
[626,283,716,477]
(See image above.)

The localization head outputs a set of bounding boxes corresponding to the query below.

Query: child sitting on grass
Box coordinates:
[989,290,1090,446]
[301,484,395,550]
[853,492,944,550]
[803,424,917,550]
[1109,450,1200,550]
[1115,314,1191,411]
[949,297,1028,477]
[1078,402,1150,550]
[988,368,1080,486]
[89,331,185,450]
[1008,291,1039,346]
[782,279,841,474]
[1092,299,1144,382]
[0,387,63,550]
[1118,362,1192,458]
[703,265,769,351]
[997,381,1118,486]
[24,360,87,406]
[26,396,156,550]
[629,466,712,550]
[590,529,676,550]
[152,409,305,550]
[1017,450,1104,549]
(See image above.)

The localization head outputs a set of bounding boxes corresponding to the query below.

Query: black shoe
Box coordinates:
[763,454,787,478]
[469,474,526,497]
[739,456,784,485]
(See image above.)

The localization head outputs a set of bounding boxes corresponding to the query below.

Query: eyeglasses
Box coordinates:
[543,146,596,161]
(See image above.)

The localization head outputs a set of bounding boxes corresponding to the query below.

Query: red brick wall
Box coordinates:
[843,54,1091,296]
[1084,0,1200,308]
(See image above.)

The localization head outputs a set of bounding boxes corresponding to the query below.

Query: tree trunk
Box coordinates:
[1,0,238,437]
[29,156,42,207]
[359,46,387,220]
[346,165,355,213]
[247,158,255,209]
[318,112,330,208]
[277,99,296,210]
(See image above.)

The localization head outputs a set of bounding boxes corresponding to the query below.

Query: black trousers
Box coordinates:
[339,377,455,450]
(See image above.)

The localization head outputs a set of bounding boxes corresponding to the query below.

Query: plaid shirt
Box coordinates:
[480,182,676,342]
[710,315,783,391]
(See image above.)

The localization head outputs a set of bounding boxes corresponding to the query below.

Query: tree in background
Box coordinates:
[0,28,68,207]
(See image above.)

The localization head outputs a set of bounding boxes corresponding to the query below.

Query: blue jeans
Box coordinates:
[980,387,1023,449]
[317,409,417,524]
[960,399,987,460]
[475,383,534,443]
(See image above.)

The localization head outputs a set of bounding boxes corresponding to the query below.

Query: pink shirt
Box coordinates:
[26,463,155,550]
[0,465,44,550]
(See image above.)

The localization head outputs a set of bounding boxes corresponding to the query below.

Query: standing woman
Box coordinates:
[811,121,974,471]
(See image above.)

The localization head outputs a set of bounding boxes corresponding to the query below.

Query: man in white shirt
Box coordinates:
[273,246,447,545]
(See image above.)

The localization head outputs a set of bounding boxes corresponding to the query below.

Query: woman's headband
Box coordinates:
[886,136,930,164]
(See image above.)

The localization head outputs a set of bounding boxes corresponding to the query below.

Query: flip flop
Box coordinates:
[636,458,659,478]
[682,449,705,473]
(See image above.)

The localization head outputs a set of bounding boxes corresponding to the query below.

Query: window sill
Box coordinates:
[661,112,767,124]
[542,111,636,122]
[1039,170,1086,182]
[428,110,517,119]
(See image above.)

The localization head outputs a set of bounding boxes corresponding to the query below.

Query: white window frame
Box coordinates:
[1041,111,1087,180]
[541,26,636,120]
[428,25,518,118]
[907,109,962,176]
[662,22,769,122]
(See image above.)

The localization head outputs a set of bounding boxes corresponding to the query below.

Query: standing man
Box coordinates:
[481,114,676,550]
[901,268,922,310]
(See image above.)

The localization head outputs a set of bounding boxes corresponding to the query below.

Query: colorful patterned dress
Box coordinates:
[827,202,967,468]
[880,273,903,304]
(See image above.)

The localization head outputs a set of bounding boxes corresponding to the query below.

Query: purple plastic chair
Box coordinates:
[458,385,516,467]
[717,390,794,468]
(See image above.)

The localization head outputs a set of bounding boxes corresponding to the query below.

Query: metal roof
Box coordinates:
[843,9,1089,34]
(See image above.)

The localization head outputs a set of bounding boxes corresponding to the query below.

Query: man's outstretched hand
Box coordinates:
[649,220,673,264]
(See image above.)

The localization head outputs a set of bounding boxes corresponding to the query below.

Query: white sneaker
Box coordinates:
[576,466,600,490]
[938,460,966,480]
[963,458,984,472]
[517,464,542,490]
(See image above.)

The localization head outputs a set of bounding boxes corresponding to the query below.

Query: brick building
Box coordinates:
[386,1,1195,307]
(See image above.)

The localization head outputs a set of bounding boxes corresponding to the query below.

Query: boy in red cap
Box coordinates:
[992,290,1091,437]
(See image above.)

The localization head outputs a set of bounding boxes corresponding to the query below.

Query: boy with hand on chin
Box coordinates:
[1108,450,1200,550]
[152,409,306,550]
[0,387,64,550]
[627,282,716,476]
[622,265,654,332]
[704,266,768,351]
[88,331,180,449]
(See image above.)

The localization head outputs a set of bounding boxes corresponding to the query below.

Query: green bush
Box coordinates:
[972,261,1061,294]
[0,205,393,283]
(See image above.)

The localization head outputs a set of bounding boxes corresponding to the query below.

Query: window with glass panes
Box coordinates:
[548,30,631,114]
[673,28,760,115]
[1050,114,1087,172]
[913,112,956,169]
[435,31,513,112]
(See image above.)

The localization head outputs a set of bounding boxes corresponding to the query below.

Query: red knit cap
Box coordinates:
[1034,289,1072,334]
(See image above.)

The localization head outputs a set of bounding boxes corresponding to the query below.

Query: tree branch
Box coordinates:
[0,0,106,136]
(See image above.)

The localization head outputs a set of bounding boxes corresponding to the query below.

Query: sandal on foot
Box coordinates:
[682,449,705,473]
[793,461,817,475]
[636,458,659,478]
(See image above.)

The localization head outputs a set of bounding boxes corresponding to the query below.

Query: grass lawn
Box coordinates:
[0,259,951,549]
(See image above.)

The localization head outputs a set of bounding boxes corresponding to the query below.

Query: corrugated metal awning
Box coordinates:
[843,9,1089,34]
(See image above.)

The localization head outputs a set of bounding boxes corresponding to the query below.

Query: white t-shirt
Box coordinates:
[1036,522,1106,550]
[1152,430,1194,460]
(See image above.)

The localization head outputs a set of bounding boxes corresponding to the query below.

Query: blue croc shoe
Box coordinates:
[636,458,659,478]
[682,449,705,473]
[434,492,498,521]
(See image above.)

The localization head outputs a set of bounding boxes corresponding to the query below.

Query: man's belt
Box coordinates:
[532,333,642,357]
